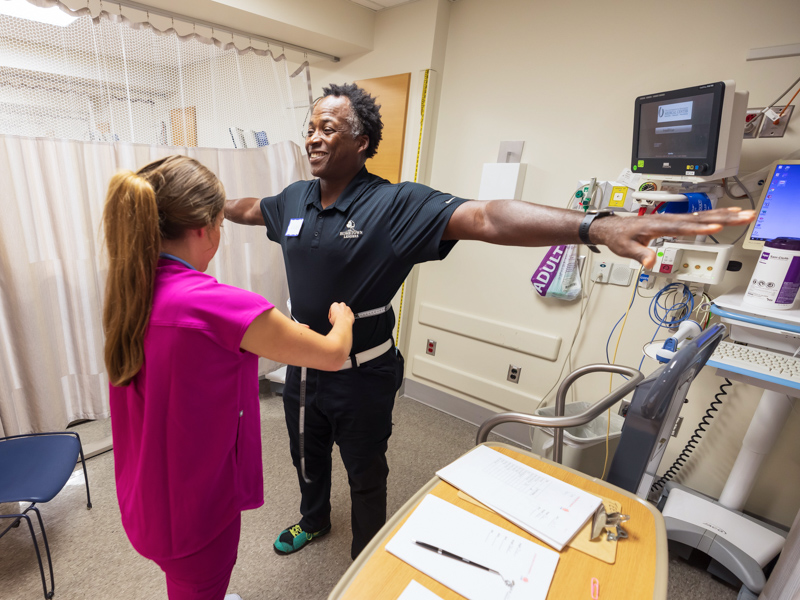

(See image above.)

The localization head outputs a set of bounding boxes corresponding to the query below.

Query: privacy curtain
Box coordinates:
[0,136,311,437]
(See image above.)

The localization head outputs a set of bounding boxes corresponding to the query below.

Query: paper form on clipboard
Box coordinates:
[385,494,559,600]
[436,445,603,551]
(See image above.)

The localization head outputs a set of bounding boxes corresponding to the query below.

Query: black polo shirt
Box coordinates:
[260,167,469,353]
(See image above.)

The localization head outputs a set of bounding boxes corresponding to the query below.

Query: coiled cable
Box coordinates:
[650,377,732,492]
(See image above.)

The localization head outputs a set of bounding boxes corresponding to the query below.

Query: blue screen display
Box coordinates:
[750,163,800,242]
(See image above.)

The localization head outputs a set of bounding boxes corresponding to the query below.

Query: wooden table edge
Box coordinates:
[328,442,668,600]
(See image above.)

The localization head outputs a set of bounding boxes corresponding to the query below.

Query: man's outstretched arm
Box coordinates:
[443,200,755,270]
[224,197,265,226]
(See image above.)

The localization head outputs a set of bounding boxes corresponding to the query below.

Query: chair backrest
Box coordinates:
[605,323,726,498]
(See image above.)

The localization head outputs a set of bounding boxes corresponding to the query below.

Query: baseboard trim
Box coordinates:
[400,379,532,449]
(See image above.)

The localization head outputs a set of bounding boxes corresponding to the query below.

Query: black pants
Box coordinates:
[282,347,404,559]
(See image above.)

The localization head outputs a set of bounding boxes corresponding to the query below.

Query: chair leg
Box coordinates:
[9,506,55,599]
[73,432,92,509]
[29,507,55,599]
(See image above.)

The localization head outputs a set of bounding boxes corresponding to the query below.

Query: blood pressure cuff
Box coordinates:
[662,193,713,214]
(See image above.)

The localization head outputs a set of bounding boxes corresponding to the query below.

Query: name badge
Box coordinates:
[285,218,304,237]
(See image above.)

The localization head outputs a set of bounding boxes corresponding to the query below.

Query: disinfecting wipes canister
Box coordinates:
[744,238,800,310]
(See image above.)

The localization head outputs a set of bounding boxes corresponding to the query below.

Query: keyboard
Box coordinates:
[707,341,800,391]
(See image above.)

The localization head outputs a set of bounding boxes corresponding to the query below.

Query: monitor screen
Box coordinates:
[632,82,727,178]
[743,160,800,250]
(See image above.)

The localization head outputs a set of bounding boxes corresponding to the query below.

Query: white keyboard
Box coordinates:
[707,341,800,390]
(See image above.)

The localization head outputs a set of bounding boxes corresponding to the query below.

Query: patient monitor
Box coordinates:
[629,81,749,287]
[631,80,747,183]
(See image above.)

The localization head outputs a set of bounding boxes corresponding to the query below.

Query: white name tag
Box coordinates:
[285,218,304,237]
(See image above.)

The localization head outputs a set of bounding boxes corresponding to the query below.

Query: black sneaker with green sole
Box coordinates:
[273,523,332,555]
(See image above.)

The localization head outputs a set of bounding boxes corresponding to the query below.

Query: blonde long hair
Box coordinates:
[102,155,225,386]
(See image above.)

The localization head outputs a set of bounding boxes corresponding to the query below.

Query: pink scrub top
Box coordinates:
[110,258,274,561]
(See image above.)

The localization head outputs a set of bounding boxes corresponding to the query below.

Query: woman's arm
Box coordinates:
[240,302,353,371]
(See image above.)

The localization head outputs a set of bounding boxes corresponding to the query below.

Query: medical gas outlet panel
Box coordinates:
[650,241,732,286]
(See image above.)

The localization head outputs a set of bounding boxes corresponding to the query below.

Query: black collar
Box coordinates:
[305,166,372,212]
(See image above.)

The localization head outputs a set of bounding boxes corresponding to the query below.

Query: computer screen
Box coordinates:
[743,160,800,251]
[631,81,746,181]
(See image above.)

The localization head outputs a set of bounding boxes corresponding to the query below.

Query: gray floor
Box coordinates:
[0,392,740,599]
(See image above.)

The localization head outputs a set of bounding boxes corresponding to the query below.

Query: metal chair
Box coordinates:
[0,431,92,599]
[476,323,727,499]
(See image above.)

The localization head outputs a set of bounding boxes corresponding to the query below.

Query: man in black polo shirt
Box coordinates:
[224,83,754,560]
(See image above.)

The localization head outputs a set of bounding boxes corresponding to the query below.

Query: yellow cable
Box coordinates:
[395,69,430,345]
[601,279,639,478]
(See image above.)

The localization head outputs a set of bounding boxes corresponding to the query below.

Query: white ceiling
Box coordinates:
[348,0,420,11]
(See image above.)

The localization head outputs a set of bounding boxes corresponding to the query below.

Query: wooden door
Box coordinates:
[355,73,411,184]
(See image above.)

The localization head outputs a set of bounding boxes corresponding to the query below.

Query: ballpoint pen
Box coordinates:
[412,539,515,589]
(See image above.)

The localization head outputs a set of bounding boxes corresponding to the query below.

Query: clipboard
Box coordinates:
[456,491,621,564]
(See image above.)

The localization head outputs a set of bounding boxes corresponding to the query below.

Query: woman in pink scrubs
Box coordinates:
[101,155,354,600]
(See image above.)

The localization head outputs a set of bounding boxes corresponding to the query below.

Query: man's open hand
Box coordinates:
[590,207,756,269]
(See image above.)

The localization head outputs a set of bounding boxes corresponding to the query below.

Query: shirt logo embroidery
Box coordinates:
[445,197,455,204]
[339,220,363,239]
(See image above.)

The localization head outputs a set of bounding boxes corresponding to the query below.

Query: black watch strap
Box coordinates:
[579,209,614,253]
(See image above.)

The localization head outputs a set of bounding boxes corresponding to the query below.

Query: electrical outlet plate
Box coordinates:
[507,365,521,383]
[744,109,763,139]
[590,261,612,283]
[760,105,793,138]
[426,339,436,356]
[591,261,634,286]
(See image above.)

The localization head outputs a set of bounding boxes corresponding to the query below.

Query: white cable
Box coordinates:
[762,74,800,117]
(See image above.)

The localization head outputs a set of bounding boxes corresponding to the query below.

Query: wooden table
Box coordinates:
[329,443,667,600]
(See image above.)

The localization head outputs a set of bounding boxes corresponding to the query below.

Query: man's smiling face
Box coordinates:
[305,95,368,182]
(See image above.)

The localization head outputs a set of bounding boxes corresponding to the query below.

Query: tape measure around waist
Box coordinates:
[287,298,392,323]
[291,299,393,483]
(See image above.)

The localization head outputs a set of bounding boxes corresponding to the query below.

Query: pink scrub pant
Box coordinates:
[154,514,241,600]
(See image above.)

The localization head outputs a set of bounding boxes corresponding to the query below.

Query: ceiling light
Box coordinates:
[0,0,78,27]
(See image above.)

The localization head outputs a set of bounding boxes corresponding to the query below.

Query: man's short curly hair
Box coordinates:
[321,83,383,159]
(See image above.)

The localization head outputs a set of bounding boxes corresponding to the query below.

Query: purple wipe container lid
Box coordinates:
[765,237,800,252]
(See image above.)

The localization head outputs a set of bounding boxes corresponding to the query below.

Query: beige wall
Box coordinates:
[83,0,800,526]
[404,0,800,526]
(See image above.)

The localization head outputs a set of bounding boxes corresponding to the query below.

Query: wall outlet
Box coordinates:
[507,365,521,383]
[591,261,635,286]
[590,261,612,283]
[426,339,436,356]
[760,105,793,138]
[744,109,763,139]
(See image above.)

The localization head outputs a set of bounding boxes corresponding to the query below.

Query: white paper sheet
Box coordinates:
[436,446,602,550]
[396,580,444,600]
[386,495,559,600]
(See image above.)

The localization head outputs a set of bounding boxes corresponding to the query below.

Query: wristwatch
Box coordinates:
[578,208,615,253]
